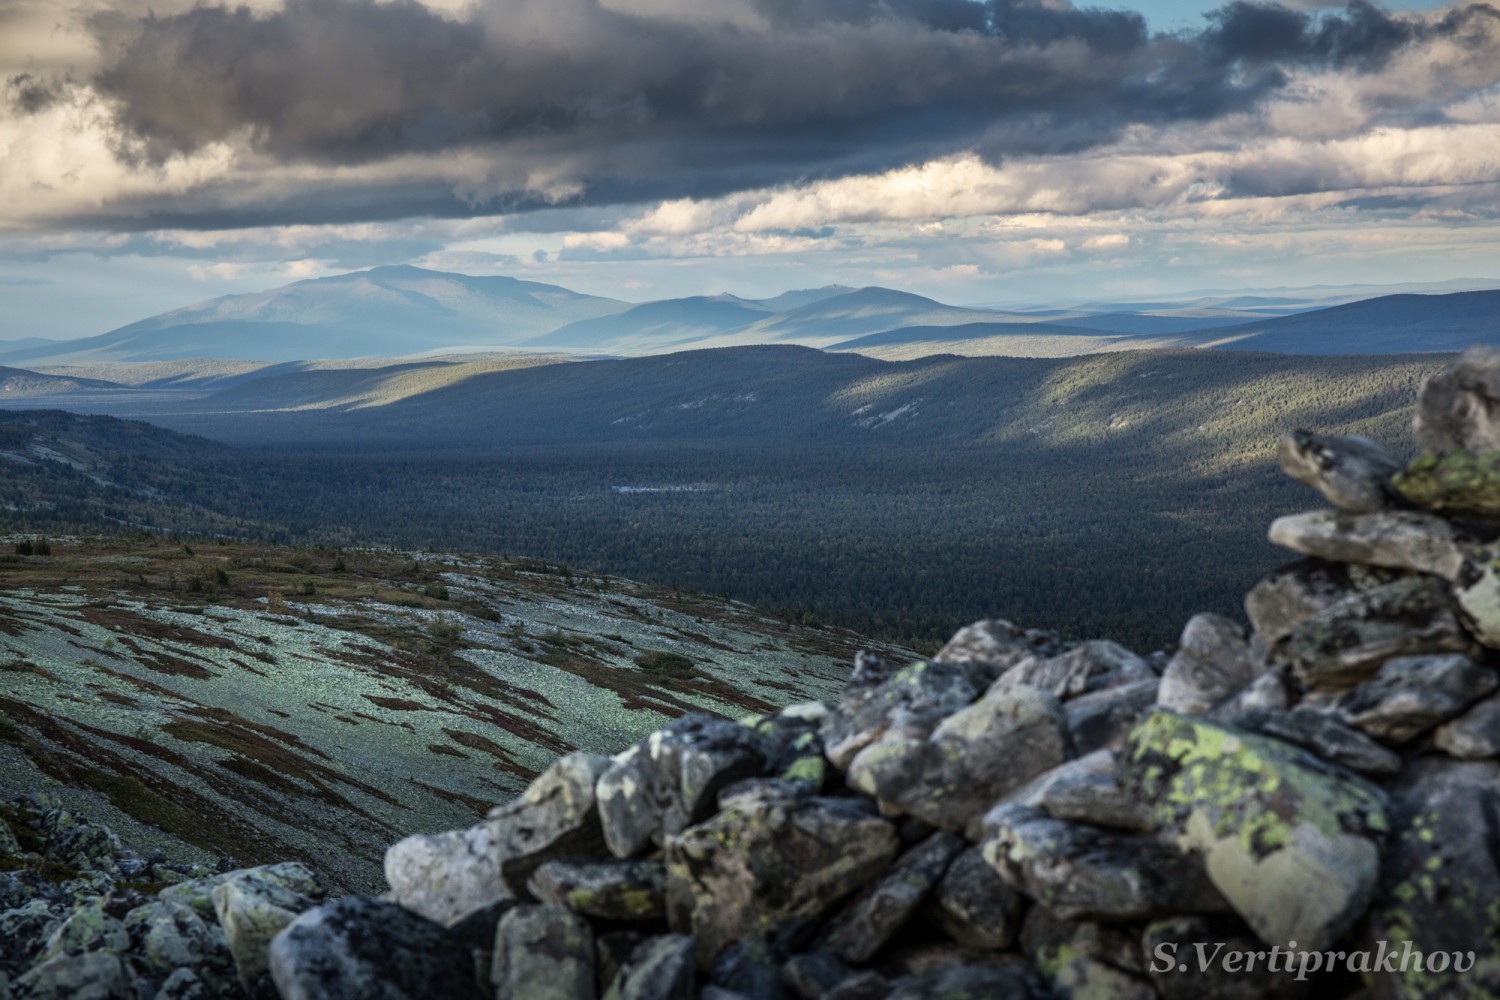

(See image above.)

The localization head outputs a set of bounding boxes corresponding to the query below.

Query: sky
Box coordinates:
[1,0,1498,340]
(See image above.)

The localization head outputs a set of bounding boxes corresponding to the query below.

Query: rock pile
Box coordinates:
[8,348,1500,999]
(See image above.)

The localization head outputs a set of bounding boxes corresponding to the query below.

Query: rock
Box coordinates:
[1005,749,1154,832]
[268,897,481,1000]
[665,792,899,968]
[821,660,979,772]
[597,715,767,858]
[1157,614,1259,716]
[124,898,237,991]
[0,821,20,860]
[1276,430,1402,513]
[384,823,507,928]
[9,951,131,1000]
[1268,509,1469,580]
[1036,950,1155,1000]
[1271,575,1470,691]
[992,642,1151,701]
[527,858,666,922]
[846,685,1070,835]
[1365,759,1500,1000]
[819,832,962,964]
[40,813,117,874]
[1413,345,1500,454]
[595,930,646,995]
[824,970,893,1000]
[709,937,784,1000]
[1434,691,1500,758]
[782,952,859,999]
[34,900,127,962]
[1238,706,1403,776]
[1142,914,1316,999]
[743,710,829,794]
[1394,449,1500,521]
[0,898,60,970]
[885,960,1039,999]
[489,750,615,896]
[1333,653,1498,743]
[980,803,1227,922]
[211,862,325,989]
[1451,547,1500,648]
[603,934,696,1000]
[935,619,1063,682]
[492,904,595,1000]
[1065,679,1159,756]
[1208,666,1291,723]
[1122,710,1389,951]
[1019,907,1142,976]
[1244,558,1402,646]
[922,846,1025,951]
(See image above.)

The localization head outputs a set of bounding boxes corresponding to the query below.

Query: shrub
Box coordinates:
[633,650,697,680]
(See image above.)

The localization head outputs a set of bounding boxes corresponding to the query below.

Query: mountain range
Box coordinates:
[6,265,1500,365]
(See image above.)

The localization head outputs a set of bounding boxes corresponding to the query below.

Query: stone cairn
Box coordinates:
[7,350,1500,1000]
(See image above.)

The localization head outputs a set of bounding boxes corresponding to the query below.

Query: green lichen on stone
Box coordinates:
[780,755,825,786]
[1395,450,1500,520]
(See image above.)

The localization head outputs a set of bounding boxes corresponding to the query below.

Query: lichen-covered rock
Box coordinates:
[124,898,237,992]
[1207,666,1291,723]
[268,896,481,1000]
[1142,915,1316,1000]
[1451,546,1500,648]
[1413,345,1500,454]
[597,715,767,859]
[782,951,859,1000]
[992,641,1151,701]
[1268,509,1469,580]
[490,750,614,893]
[1157,614,1258,716]
[821,660,979,772]
[1019,908,1142,977]
[981,803,1228,922]
[384,823,507,928]
[885,959,1040,1000]
[743,709,829,795]
[1036,949,1155,1000]
[665,792,898,968]
[922,846,1024,951]
[1276,430,1403,513]
[1364,760,1500,999]
[603,934,696,1000]
[1394,449,1500,521]
[1122,710,1389,950]
[210,862,325,988]
[846,685,1070,835]
[935,618,1064,683]
[708,937,784,999]
[33,900,127,963]
[1244,558,1402,645]
[492,904,595,1000]
[819,832,962,964]
[1434,691,1500,759]
[1237,706,1403,776]
[1333,653,1498,743]
[1065,679,1159,756]
[9,950,131,1000]
[1271,575,1470,691]
[39,811,118,875]
[527,858,666,922]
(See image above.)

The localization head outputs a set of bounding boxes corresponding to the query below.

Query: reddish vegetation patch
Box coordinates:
[427,743,470,759]
[363,696,429,711]
[409,779,496,816]
[456,703,573,758]
[442,728,538,780]
[113,637,215,680]
[94,690,140,707]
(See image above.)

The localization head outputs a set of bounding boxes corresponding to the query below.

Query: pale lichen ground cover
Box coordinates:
[0,544,911,891]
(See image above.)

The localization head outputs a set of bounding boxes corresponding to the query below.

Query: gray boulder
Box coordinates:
[9,951,131,1000]
[665,792,898,968]
[597,715,767,858]
[1142,915,1316,1000]
[210,862,325,988]
[124,898,236,992]
[922,846,1025,951]
[935,619,1064,683]
[383,823,507,928]
[268,897,482,1000]
[821,660,979,772]
[1237,706,1403,776]
[1244,558,1402,645]
[1334,653,1498,743]
[527,858,666,922]
[1156,614,1259,716]
[1065,679,1159,756]
[819,832,962,964]
[492,750,615,891]
[1122,710,1389,951]
[1271,575,1470,691]
[602,934,696,1000]
[981,803,1227,922]
[1412,344,1500,453]
[992,641,1151,701]
[491,904,595,1000]
[846,685,1070,835]
[1393,449,1500,522]
[1276,430,1402,513]
[1005,749,1154,832]
[1435,691,1500,759]
[1268,509,1469,580]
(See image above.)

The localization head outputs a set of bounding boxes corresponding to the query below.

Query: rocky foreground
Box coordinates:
[8,349,1500,998]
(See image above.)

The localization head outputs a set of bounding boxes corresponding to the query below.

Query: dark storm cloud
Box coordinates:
[75,0,1500,223]
[5,72,65,113]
